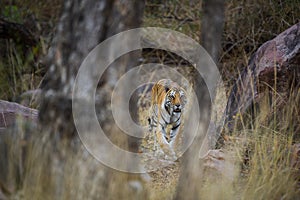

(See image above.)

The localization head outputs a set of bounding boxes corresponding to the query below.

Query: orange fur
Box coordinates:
[149,79,186,158]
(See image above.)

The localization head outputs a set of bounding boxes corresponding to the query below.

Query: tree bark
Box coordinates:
[200,0,225,63]
[40,0,144,139]
[175,1,225,198]
[38,0,145,198]
[175,80,211,200]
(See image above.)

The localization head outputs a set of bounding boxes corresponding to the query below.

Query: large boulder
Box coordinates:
[224,22,300,131]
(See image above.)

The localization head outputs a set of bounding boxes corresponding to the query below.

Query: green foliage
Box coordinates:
[2,5,22,22]
[0,42,37,100]
[0,0,62,101]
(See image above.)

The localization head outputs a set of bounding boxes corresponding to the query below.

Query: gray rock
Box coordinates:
[224,23,300,131]
[0,100,38,130]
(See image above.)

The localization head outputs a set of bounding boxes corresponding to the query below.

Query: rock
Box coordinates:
[224,23,300,131]
[0,100,38,131]
[201,149,239,182]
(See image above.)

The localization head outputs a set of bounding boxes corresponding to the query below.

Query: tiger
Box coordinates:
[148,79,187,159]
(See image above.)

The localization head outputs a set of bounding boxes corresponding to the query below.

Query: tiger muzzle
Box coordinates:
[173,104,182,113]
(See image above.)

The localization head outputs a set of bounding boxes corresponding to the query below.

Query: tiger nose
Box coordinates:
[175,104,181,108]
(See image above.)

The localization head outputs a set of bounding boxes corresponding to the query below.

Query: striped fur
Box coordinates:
[148,79,186,158]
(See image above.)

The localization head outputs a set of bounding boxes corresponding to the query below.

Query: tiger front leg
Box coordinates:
[155,127,176,160]
[170,125,183,156]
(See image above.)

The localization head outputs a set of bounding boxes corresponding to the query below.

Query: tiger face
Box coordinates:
[152,79,186,117]
[164,88,186,118]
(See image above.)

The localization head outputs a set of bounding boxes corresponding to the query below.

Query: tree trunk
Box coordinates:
[175,1,225,199]
[38,0,145,198]
[201,0,225,63]
[40,0,144,139]
[175,80,211,200]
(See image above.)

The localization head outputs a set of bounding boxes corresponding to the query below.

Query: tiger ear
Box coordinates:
[179,90,185,97]
[180,90,187,105]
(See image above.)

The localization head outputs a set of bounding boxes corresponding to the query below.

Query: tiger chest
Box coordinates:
[164,115,181,142]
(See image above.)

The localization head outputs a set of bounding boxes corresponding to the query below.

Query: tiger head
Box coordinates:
[164,87,186,115]
[152,79,187,118]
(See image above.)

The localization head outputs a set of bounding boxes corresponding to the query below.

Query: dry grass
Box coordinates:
[0,0,62,101]
[0,0,299,199]
[2,87,298,199]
